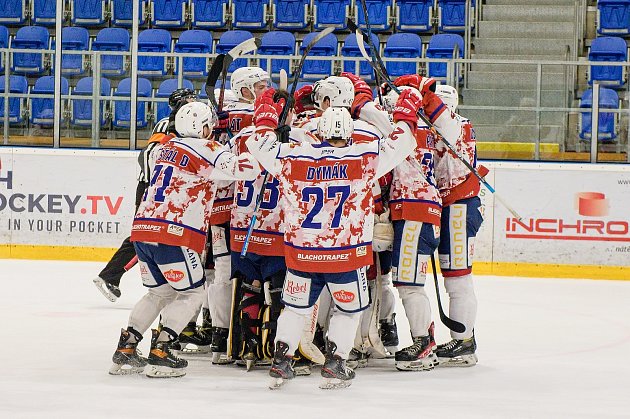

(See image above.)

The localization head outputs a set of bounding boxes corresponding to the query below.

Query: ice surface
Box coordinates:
[1,259,629,418]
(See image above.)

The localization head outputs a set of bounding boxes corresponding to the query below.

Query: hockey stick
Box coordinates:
[124,255,138,271]
[352,26,523,222]
[206,54,225,111]
[240,28,336,258]
[430,253,466,333]
[356,0,384,106]
[368,256,388,357]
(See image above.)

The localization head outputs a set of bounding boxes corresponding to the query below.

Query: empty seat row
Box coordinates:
[579,87,620,142]
[3,25,466,82]
[0,0,475,34]
[0,75,214,128]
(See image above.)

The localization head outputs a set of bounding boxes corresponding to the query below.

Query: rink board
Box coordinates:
[0,147,629,279]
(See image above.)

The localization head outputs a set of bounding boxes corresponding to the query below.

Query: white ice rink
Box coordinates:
[1,259,629,419]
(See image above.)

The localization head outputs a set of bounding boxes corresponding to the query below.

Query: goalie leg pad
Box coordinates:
[262,269,286,360]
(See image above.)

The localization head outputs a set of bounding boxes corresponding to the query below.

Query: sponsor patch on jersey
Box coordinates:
[355,245,367,257]
[333,290,355,303]
[164,269,185,282]
[167,224,184,236]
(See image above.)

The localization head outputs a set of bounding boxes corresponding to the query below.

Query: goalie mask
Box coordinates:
[312,76,354,111]
[231,67,270,103]
[435,84,459,112]
[175,102,218,139]
[317,107,354,144]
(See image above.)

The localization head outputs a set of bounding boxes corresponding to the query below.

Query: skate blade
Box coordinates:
[93,278,117,302]
[211,352,234,365]
[319,377,352,390]
[268,377,286,390]
[179,344,212,355]
[145,365,186,378]
[108,363,144,375]
[437,354,478,368]
[245,359,255,371]
[394,360,435,372]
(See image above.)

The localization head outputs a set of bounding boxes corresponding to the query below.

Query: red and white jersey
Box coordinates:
[245,122,417,273]
[433,113,488,207]
[390,119,442,225]
[229,126,319,256]
[131,137,258,254]
[210,101,255,225]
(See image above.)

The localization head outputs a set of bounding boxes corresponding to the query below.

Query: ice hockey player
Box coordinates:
[206,67,271,364]
[92,88,197,302]
[381,76,444,371]
[109,102,258,378]
[432,84,487,367]
[245,87,425,390]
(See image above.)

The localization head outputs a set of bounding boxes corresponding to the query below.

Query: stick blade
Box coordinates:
[279,69,288,91]
[227,37,260,60]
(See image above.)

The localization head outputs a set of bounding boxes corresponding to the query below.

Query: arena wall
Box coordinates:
[1,148,628,280]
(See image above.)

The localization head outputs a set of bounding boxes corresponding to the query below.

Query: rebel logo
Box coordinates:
[285,279,307,295]
[333,290,355,303]
[164,269,185,282]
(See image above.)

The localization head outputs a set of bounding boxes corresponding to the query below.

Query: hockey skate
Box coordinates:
[435,333,478,367]
[346,348,369,369]
[146,329,188,378]
[241,336,261,371]
[211,327,233,365]
[379,313,399,354]
[178,322,212,355]
[320,341,355,390]
[93,277,121,302]
[395,322,437,371]
[109,328,147,375]
[268,341,295,390]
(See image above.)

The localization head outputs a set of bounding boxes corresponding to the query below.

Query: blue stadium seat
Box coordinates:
[588,36,628,88]
[0,75,28,125]
[92,28,130,77]
[71,0,107,26]
[342,33,380,81]
[191,0,229,29]
[152,0,187,27]
[597,0,630,36]
[579,87,619,142]
[300,31,337,80]
[384,33,422,77]
[313,0,350,30]
[232,0,269,29]
[111,0,147,27]
[32,0,56,26]
[138,29,171,75]
[31,76,69,126]
[174,29,213,77]
[0,0,26,24]
[259,31,295,77]
[61,27,89,76]
[11,26,50,75]
[216,30,255,73]
[273,0,309,30]
[396,0,433,32]
[113,77,152,128]
[0,26,7,73]
[438,0,475,33]
[426,33,464,80]
[72,77,111,127]
[155,78,194,121]
[357,0,393,32]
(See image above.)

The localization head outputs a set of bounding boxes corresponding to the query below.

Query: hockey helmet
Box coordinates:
[317,107,354,143]
[435,84,459,112]
[231,67,271,103]
[175,102,218,139]
[312,76,354,111]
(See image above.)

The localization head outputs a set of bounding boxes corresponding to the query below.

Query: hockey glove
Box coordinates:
[340,72,373,99]
[392,89,423,131]
[394,75,437,96]
[373,209,394,252]
[350,92,373,119]
[275,124,292,144]
[254,88,285,129]
[294,84,315,115]
[422,90,448,123]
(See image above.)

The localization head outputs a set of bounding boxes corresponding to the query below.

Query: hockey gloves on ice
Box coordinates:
[392,89,423,131]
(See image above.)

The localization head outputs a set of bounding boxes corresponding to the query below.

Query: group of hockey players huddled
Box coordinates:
[104,65,487,390]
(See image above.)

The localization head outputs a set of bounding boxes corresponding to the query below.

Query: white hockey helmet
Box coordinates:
[231,67,270,103]
[383,85,422,113]
[175,101,217,139]
[317,107,354,142]
[312,76,354,111]
[435,84,459,112]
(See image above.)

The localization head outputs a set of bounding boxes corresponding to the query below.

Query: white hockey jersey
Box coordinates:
[131,137,258,254]
[245,122,418,273]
